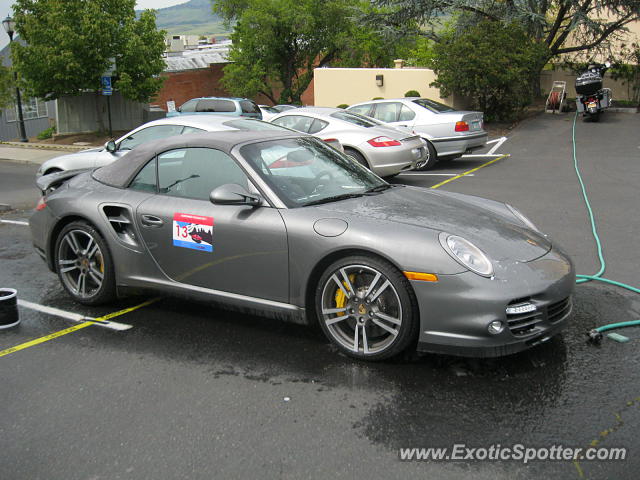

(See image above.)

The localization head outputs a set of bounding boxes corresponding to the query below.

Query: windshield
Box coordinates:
[329,110,380,128]
[223,119,290,131]
[239,137,387,208]
[412,98,455,113]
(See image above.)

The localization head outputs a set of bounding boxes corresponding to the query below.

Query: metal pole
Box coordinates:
[107,94,112,138]
[8,31,27,142]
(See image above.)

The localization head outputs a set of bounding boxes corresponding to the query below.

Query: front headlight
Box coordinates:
[440,233,493,277]
[506,204,542,234]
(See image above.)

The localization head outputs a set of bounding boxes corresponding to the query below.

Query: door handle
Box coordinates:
[140,214,164,227]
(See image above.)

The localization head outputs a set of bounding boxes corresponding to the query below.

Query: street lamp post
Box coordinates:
[2,16,28,143]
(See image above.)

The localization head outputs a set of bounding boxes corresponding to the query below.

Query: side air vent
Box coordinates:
[102,205,138,247]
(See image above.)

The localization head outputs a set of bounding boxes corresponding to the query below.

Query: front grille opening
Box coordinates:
[548,297,572,323]
[506,296,572,337]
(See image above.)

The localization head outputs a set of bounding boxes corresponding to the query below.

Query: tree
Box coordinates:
[0,67,14,109]
[12,0,166,103]
[430,21,548,121]
[215,0,412,104]
[376,0,640,61]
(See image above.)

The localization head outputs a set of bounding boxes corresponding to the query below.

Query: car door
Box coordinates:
[370,102,416,130]
[133,147,289,303]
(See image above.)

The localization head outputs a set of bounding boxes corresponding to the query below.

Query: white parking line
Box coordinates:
[487,136,508,155]
[18,299,133,331]
[0,219,29,226]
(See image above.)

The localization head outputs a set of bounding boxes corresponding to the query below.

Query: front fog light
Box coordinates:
[488,321,504,335]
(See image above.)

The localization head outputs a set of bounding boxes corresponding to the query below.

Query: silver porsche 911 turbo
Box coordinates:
[30,130,574,360]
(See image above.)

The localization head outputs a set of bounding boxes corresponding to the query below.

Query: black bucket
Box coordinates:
[0,288,20,329]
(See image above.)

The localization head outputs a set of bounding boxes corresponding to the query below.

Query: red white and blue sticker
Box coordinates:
[172,213,214,252]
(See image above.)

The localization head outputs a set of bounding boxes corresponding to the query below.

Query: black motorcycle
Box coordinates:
[575,62,612,122]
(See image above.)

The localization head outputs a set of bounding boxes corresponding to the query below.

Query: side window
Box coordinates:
[398,105,416,122]
[197,99,236,113]
[181,126,205,135]
[308,119,328,134]
[179,99,198,113]
[129,157,157,193]
[271,115,314,133]
[119,125,184,151]
[373,103,402,123]
[157,147,248,201]
[349,104,373,116]
[240,100,261,114]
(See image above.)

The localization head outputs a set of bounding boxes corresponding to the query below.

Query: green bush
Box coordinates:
[431,21,548,122]
[372,97,383,100]
[336,103,349,109]
[37,124,56,140]
[404,90,420,97]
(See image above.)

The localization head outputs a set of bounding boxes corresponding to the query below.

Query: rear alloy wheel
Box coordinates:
[55,221,116,305]
[316,255,418,360]
[414,140,437,170]
[344,148,370,169]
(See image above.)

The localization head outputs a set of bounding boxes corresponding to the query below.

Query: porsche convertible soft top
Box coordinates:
[92,130,306,189]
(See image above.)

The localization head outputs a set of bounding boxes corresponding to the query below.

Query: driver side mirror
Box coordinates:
[105,140,117,154]
[210,184,262,206]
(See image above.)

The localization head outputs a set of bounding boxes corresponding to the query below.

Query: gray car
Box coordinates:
[348,98,488,169]
[36,116,288,177]
[270,107,427,177]
[30,131,574,360]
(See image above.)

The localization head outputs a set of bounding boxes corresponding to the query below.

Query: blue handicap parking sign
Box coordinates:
[101,76,112,95]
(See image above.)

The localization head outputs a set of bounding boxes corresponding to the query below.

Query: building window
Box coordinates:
[5,97,48,122]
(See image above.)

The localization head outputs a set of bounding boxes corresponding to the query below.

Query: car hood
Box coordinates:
[313,186,551,262]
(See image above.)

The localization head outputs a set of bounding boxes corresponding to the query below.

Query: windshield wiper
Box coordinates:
[303,192,366,206]
[364,184,396,194]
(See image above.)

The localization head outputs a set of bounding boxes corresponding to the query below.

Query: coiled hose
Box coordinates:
[570,112,640,343]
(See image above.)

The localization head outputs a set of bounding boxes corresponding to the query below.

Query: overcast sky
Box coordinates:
[0,0,189,49]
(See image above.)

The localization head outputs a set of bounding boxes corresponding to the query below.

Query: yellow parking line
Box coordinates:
[0,298,158,359]
[430,154,510,190]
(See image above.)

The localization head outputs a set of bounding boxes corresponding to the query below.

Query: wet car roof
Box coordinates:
[92,130,305,188]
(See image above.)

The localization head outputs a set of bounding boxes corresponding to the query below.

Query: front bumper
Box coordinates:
[431,132,488,157]
[413,247,575,357]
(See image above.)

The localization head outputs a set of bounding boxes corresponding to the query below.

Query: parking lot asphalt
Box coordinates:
[1,111,639,479]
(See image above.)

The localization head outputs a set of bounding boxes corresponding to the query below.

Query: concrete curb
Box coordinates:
[0,141,92,152]
[0,158,44,166]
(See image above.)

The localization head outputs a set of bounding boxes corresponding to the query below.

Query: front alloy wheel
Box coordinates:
[316,256,418,360]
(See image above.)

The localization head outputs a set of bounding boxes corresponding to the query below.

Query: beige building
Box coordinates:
[313,64,461,109]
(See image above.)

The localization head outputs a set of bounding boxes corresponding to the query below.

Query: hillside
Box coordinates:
[142,0,231,37]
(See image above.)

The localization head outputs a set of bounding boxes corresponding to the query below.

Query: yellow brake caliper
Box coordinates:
[334,274,356,309]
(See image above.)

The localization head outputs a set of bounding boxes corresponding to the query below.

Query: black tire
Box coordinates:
[344,148,369,169]
[414,140,437,170]
[54,221,116,305]
[315,255,419,361]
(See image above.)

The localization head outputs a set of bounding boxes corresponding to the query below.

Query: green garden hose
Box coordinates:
[570,112,640,343]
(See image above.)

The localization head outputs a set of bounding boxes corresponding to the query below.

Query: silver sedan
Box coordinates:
[36,116,289,177]
[347,98,487,169]
[270,107,427,177]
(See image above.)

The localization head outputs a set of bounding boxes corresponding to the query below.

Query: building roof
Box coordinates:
[164,42,231,73]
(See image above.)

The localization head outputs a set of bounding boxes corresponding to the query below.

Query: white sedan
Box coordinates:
[36,116,288,177]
